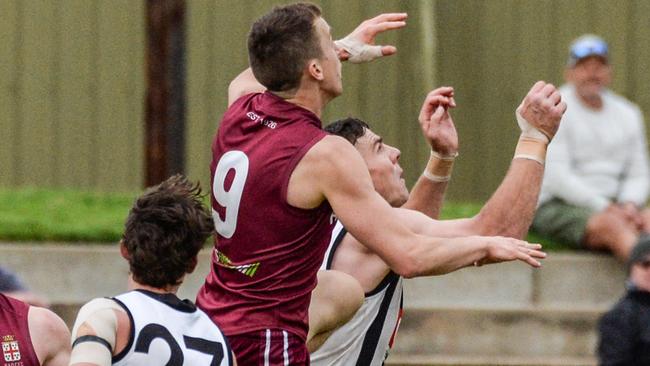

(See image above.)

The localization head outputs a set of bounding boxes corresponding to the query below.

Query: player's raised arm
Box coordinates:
[228,68,265,107]
[400,81,566,240]
[403,86,458,218]
[302,135,543,277]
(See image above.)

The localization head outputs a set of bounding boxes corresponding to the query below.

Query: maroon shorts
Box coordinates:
[227,329,308,365]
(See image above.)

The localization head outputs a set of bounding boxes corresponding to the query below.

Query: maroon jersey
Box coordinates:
[0,294,40,366]
[197,92,335,341]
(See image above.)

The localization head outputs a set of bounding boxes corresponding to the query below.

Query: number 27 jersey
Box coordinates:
[197,92,335,341]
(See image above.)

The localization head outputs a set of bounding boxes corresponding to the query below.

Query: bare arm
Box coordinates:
[28,307,71,366]
[227,68,265,107]
[403,87,458,218]
[298,136,542,278]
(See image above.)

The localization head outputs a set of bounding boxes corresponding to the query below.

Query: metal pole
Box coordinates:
[145,0,186,187]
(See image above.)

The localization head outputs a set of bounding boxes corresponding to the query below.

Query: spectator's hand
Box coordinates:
[335,13,407,63]
[418,87,458,157]
[639,208,650,233]
[618,202,645,230]
[516,81,567,142]
[475,236,546,268]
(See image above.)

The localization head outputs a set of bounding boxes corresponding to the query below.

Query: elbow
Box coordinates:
[392,252,424,279]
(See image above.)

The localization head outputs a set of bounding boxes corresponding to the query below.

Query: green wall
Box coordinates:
[3,0,650,202]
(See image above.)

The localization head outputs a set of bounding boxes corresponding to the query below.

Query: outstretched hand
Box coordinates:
[418,87,458,156]
[516,81,567,142]
[476,236,546,268]
[335,13,407,63]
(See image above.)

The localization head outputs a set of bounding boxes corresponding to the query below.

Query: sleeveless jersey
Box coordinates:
[312,221,404,366]
[112,290,232,366]
[0,293,40,366]
[196,92,335,341]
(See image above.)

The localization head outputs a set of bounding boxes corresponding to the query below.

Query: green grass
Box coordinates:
[440,202,568,251]
[0,189,569,250]
[0,188,137,243]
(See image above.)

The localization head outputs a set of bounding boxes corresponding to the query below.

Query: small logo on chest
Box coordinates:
[2,335,21,364]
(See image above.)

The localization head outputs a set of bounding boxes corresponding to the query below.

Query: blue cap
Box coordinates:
[567,34,609,66]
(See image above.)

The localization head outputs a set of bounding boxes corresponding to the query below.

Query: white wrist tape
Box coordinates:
[430,150,459,161]
[334,37,383,63]
[422,170,451,182]
[423,150,457,182]
[514,135,547,165]
[516,109,550,144]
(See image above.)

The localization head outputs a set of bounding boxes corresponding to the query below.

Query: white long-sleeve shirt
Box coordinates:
[539,84,650,212]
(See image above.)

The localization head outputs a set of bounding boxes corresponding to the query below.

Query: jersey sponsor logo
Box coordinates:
[1,335,21,364]
[214,249,260,277]
[246,112,277,129]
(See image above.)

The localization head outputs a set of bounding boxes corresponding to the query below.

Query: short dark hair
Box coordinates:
[122,175,214,288]
[248,2,323,92]
[325,117,370,145]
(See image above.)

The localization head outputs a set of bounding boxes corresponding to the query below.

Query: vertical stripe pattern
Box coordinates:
[264,329,271,366]
[283,330,289,366]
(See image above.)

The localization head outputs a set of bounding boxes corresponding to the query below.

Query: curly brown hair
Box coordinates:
[248,2,323,92]
[122,175,214,288]
[324,117,370,145]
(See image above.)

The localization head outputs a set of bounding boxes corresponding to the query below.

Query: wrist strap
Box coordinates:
[514,136,547,165]
[423,150,457,182]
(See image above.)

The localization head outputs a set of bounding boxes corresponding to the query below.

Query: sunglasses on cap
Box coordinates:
[570,38,608,61]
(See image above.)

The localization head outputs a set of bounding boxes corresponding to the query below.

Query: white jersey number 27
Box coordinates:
[212,151,249,238]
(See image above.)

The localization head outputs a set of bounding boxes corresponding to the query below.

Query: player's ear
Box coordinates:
[187,256,198,274]
[307,59,324,81]
[119,240,130,260]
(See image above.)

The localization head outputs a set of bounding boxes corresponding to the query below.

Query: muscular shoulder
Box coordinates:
[28,307,70,365]
[306,135,360,164]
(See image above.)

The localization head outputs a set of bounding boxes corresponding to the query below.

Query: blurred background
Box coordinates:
[3,0,650,202]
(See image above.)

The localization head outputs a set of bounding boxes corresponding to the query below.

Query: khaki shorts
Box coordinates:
[531,198,594,249]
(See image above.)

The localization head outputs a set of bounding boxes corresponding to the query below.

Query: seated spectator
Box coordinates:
[598,237,650,365]
[533,34,650,261]
[69,175,236,366]
[0,266,49,307]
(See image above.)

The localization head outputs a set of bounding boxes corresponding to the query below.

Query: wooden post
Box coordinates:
[145,0,186,187]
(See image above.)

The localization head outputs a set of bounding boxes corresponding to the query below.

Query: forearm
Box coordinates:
[473,157,544,239]
[402,235,493,277]
[403,151,456,219]
[403,177,448,219]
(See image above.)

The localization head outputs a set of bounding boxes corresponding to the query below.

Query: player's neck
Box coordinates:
[127,275,181,295]
[278,84,330,118]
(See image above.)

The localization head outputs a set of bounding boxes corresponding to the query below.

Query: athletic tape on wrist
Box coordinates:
[514,136,547,165]
[334,37,383,63]
[430,150,459,161]
[423,150,456,182]
[516,110,551,144]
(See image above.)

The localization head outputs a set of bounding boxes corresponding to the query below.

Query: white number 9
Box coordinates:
[212,151,249,238]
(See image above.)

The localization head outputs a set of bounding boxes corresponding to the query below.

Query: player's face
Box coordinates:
[566,56,611,101]
[355,129,409,207]
[314,17,343,98]
[630,255,650,292]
